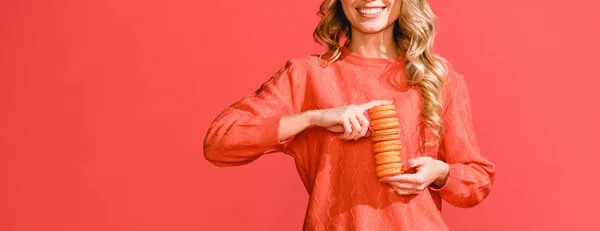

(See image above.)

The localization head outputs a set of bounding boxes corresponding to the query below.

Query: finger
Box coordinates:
[408,157,430,168]
[387,182,420,191]
[391,188,422,195]
[391,182,428,191]
[327,124,345,133]
[359,100,394,111]
[356,113,370,138]
[348,115,362,140]
[339,117,353,139]
[366,124,373,137]
[380,173,424,185]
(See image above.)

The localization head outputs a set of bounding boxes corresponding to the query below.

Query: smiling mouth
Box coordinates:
[356,7,386,15]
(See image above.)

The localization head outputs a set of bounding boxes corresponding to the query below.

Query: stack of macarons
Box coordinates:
[368,104,404,178]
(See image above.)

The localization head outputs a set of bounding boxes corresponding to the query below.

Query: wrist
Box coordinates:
[433,161,450,187]
[304,110,321,128]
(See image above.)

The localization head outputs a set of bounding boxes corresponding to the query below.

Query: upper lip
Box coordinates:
[357,6,386,9]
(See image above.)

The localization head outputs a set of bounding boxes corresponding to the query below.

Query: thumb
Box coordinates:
[408,157,428,168]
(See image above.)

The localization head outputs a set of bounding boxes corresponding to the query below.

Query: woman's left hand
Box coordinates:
[379,156,450,195]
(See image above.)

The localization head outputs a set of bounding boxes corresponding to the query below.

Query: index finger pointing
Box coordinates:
[359,100,394,111]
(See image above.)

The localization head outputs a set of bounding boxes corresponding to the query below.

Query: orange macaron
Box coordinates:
[374,151,402,165]
[373,144,402,153]
[375,163,404,178]
[368,104,396,114]
[369,109,397,120]
[370,118,400,130]
[371,128,401,142]
[372,133,401,142]
[373,140,402,148]
[372,128,401,136]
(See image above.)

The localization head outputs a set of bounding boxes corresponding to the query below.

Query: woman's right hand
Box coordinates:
[311,100,394,141]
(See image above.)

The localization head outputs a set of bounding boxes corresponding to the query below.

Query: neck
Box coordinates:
[346,25,400,59]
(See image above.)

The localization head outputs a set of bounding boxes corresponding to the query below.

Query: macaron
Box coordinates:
[372,128,401,136]
[375,163,404,178]
[372,133,401,142]
[370,118,400,130]
[369,109,397,120]
[374,151,402,165]
[373,140,402,148]
[368,104,396,114]
[373,144,402,153]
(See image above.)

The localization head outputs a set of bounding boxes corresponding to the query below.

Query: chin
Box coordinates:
[354,23,392,34]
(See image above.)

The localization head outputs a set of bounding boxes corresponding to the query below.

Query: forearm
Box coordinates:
[277,110,318,142]
[204,109,313,167]
[430,162,494,208]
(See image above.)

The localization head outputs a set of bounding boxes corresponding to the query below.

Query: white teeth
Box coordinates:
[358,8,384,15]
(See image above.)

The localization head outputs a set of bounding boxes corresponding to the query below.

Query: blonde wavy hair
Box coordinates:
[313,0,449,149]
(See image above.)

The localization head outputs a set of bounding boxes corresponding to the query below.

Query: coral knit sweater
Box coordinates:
[203,47,496,231]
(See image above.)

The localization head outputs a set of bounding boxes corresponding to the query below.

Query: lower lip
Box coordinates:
[356,8,386,19]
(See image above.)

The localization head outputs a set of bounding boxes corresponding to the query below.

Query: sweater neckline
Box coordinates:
[338,46,404,66]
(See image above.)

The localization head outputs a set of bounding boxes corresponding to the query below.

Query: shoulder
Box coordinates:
[274,53,328,80]
[264,54,324,86]
[440,59,463,83]
[441,61,474,113]
[442,61,469,95]
[285,54,326,71]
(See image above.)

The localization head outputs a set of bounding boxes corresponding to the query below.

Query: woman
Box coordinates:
[203,0,495,230]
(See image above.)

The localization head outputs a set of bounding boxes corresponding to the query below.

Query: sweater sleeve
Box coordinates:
[203,59,307,167]
[429,72,496,208]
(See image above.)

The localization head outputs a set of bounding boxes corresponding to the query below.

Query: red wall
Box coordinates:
[2,0,599,230]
